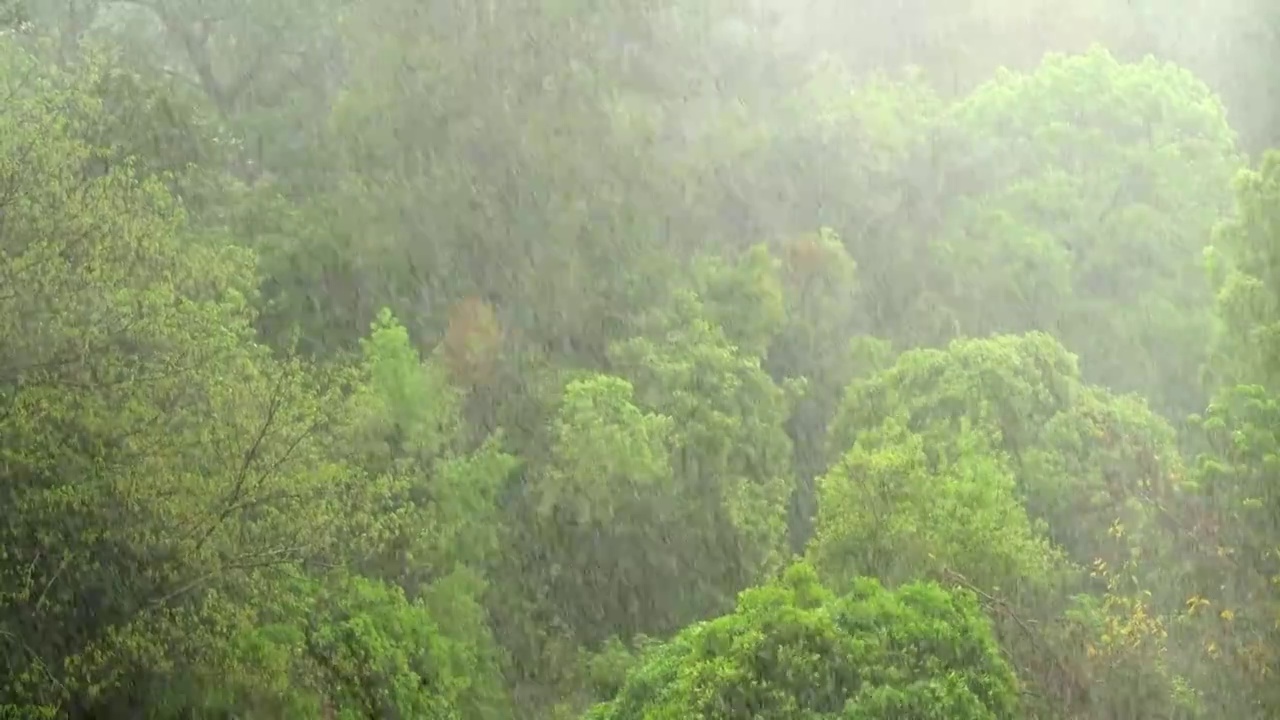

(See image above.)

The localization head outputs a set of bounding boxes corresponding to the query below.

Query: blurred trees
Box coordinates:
[3,0,1280,717]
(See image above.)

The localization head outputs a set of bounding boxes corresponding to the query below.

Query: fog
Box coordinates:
[1,1,1278,718]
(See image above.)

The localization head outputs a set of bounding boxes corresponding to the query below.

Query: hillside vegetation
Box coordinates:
[2,1,1280,717]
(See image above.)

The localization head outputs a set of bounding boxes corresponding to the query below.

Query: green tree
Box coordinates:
[521,374,685,643]
[336,307,518,719]
[0,39,512,718]
[586,562,1021,720]
[936,47,1241,416]
[821,333,1205,718]
[608,290,798,598]
[1174,150,1280,716]
[0,38,355,714]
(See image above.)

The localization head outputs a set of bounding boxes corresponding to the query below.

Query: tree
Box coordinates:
[510,285,797,641]
[1206,151,1280,392]
[820,333,1207,718]
[0,38,357,714]
[521,373,685,643]
[607,290,798,596]
[935,47,1241,416]
[586,562,1021,720]
[1173,150,1280,716]
[0,38,514,717]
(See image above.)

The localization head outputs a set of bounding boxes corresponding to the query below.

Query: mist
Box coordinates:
[1,0,1278,718]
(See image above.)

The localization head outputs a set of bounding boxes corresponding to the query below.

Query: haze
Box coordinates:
[1,1,1278,718]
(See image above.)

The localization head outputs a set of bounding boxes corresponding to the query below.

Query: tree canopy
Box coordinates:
[2,1,1280,718]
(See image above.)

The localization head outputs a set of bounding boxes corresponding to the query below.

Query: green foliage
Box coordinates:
[609,290,797,590]
[821,333,1213,718]
[828,333,1079,462]
[514,371,692,642]
[0,37,512,716]
[586,562,1021,720]
[357,307,464,457]
[937,46,1241,415]
[811,420,1062,594]
[0,0,23,29]
[536,375,673,525]
[691,243,787,358]
[302,573,470,719]
[1171,151,1280,714]
[340,308,517,717]
[3,5,1280,719]
[1208,151,1280,391]
[510,289,797,657]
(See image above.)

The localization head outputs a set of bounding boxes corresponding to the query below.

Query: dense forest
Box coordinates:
[2,0,1280,717]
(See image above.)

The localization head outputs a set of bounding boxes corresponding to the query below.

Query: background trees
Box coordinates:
[2,0,1279,717]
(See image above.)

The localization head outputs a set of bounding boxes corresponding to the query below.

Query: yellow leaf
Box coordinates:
[1221,609,1235,622]
[1185,595,1210,613]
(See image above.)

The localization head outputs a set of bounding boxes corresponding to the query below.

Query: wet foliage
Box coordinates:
[2,1,1280,717]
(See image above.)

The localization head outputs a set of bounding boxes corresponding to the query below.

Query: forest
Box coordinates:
[1,0,1279,718]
